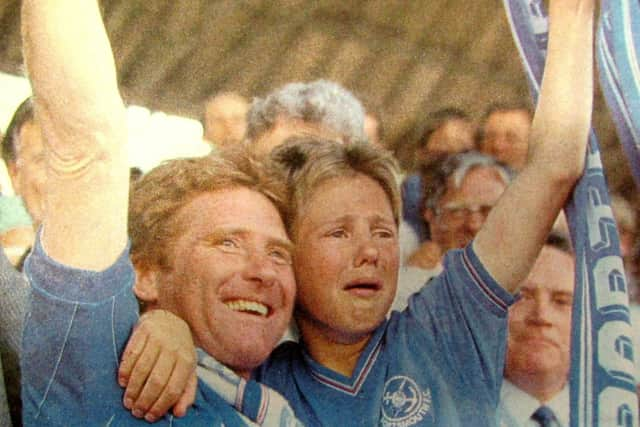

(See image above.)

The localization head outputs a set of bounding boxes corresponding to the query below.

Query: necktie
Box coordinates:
[531,405,556,427]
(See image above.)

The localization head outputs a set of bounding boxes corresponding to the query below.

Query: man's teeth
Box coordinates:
[225,300,268,316]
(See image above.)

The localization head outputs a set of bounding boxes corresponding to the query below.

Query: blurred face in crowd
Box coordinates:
[204,93,249,148]
[505,245,574,396]
[417,118,475,163]
[7,119,46,226]
[480,109,531,170]
[251,117,344,157]
[135,187,296,378]
[293,174,399,345]
[425,165,507,252]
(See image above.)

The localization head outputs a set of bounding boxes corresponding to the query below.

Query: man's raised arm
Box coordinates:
[473,0,594,293]
[22,0,128,270]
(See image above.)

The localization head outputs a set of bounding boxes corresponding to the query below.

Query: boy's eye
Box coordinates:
[519,291,533,301]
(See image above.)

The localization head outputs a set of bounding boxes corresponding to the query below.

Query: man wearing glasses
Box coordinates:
[405,151,512,269]
[396,151,512,310]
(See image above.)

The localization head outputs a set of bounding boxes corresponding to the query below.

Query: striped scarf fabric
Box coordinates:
[598,0,640,188]
[502,1,638,426]
[196,349,304,426]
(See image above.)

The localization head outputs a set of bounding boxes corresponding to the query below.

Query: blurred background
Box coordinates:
[0,0,632,198]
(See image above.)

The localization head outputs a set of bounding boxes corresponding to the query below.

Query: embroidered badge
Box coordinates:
[381,376,433,427]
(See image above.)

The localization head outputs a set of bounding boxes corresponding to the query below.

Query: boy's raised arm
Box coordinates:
[473,0,594,293]
[22,0,128,270]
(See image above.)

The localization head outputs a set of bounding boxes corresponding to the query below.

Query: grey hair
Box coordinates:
[246,80,366,142]
[422,151,514,211]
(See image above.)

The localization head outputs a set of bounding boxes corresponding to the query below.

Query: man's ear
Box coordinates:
[6,162,20,194]
[133,264,160,304]
[423,207,435,224]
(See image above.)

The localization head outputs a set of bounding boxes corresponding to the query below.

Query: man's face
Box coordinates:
[480,109,531,170]
[8,119,46,226]
[418,118,475,163]
[293,174,399,344]
[505,245,574,384]
[251,117,344,157]
[426,166,507,252]
[204,96,248,147]
[151,187,296,377]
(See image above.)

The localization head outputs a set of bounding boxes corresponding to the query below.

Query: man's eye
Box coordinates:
[216,238,241,251]
[444,207,465,219]
[328,229,347,238]
[554,296,573,307]
[269,248,292,265]
[374,228,395,239]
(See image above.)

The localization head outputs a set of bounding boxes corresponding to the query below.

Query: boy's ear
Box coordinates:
[133,264,160,304]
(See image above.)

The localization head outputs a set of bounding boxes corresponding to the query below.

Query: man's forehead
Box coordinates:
[520,279,574,295]
[521,246,575,294]
[275,116,344,140]
[177,188,287,231]
[487,109,531,128]
[443,166,507,199]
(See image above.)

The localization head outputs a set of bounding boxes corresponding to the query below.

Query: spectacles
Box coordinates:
[435,203,494,223]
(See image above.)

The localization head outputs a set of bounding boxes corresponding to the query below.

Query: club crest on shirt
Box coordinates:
[381,376,433,427]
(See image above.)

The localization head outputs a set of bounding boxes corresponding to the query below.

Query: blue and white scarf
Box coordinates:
[598,0,640,187]
[502,1,638,426]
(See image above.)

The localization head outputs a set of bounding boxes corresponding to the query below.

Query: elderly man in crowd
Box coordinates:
[499,233,574,427]
[394,151,513,310]
[245,79,367,156]
[20,0,303,425]
[409,151,512,268]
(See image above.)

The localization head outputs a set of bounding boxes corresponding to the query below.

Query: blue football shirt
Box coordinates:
[257,244,516,427]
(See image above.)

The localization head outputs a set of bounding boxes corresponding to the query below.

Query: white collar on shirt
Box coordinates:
[499,379,569,427]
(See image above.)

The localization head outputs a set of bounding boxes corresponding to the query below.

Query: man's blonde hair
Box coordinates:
[129,148,288,271]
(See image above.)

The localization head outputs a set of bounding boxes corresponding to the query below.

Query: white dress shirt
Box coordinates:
[498,379,568,427]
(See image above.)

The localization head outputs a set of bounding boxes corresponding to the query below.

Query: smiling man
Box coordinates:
[128,156,297,384]
[20,0,301,425]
